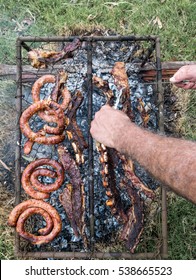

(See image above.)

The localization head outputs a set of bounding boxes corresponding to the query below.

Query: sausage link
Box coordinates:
[33,75,62,126]
[8,199,62,245]
[20,100,65,145]
[23,129,46,155]
[22,158,64,199]
[16,207,53,236]
[23,140,34,155]
[32,75,56,102]
[31,73,70,119]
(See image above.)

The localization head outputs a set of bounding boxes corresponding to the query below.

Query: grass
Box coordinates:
[0,225,15,259]
[167,193,196,259]
[0,0,196,62]
[0,0,195,260]
[180,92,196,140]
[166,87,196,259]
[0,188,15,259]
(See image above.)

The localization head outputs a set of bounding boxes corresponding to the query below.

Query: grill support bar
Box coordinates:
[155,37,168,258]
[18,35,157,45]
[16,251,156,259]
[87,39,95,251]
[15,38,23,257]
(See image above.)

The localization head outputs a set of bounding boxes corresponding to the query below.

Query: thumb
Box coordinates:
[170,72,183,83]
[170,76,177,83]
[170,66,187,83]
[170,65,196,83]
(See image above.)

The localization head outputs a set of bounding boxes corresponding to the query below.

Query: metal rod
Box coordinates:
[15,40,22,204]
[155,37,168,259]
[16,251,156,259]
[87,38,95,251]
[17,35,157,43]
[140,41,156,68]
[15,37,23,256]
[21,41,32,52]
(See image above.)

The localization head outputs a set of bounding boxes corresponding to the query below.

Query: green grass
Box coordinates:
[0,0,196,62]
[167,194,196,259]
[167,86,196,259]
[166,87,196,259]
[0,188,15,260]
[0,0,195,260]
[181,92,196,140]
[0,225,15,260]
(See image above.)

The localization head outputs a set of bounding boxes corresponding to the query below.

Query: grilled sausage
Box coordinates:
[8,199,62,245]
[21,158,64,199]
[20,100,65,145]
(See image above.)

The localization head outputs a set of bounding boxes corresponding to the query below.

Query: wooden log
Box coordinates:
[140,61,196,81]
[0,61,195,82]
[0,64,61,82]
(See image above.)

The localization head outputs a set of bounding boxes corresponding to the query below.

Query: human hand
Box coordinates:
[90,105,131,149]
[170,64,196,89]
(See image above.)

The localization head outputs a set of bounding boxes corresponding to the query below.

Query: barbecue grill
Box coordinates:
[14,35,167,259]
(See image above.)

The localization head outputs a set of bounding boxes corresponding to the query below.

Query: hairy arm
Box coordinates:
[90,105,196,204]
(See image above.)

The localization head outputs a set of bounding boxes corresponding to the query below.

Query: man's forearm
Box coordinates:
[90,105,196,204]
[117,122,196,203]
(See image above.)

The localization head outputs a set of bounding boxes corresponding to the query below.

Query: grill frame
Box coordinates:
[15,35,167,259]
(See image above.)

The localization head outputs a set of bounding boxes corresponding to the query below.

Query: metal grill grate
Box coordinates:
[15,35,167,259]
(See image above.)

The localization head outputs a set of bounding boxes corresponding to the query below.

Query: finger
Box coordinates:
[94,106,110,120]
[102,104,111,110]
[94,110,102,121]
[182,82,196,90]
[170,65,196,83]
[90,119,98,135]
[172,82,187,88]
[170,69,186,83]
[174,82,196,90]
[90,125,94,136]
[94,106,107,119]
[170,76,178,83]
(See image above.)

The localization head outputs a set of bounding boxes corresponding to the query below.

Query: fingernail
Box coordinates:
[170,76,176,83]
